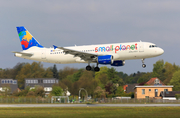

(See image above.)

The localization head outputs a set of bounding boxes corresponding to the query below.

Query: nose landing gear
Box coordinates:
[142,59,146,68]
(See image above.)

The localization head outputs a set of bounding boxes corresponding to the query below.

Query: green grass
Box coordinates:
[0,107,180,118]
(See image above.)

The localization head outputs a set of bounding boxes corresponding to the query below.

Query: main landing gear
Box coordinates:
[86,65,92,71]
[94,63,100,72]
[142,59,146,68]
[86,63,100,72]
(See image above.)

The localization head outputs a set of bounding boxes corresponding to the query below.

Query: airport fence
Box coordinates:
[0,97,180,104]
[89,98,180,104]
[0,97,52,104]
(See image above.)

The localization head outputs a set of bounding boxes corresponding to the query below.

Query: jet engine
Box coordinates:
[111,60,125,66]
[97,55,113,64]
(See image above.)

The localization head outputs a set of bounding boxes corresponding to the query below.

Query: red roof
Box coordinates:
[146,77,165,85]
[123,85,128,91]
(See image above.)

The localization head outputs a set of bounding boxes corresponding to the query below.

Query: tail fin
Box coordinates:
[16,26,43,50]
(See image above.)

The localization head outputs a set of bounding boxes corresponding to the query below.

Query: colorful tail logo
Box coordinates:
[16,26,43,50]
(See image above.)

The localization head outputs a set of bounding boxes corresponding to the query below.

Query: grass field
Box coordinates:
[0,107,180,118]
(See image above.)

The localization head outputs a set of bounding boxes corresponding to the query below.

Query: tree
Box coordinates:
[59,67,78,80]
[105,81,117,95]
[107,68,120,83]
[11,62,26,79]
[51,85,63,96]
[116,86,124,95]
[72,69,84,82]
[95,66,108,79]
[152,60,165,81]
[43,67,54,78]
[15,62,53,89]
[170,70,180,91]
[51,64,59,79]
[97,74,109,89]
[0,68,14,79]
[137,72,152,83]
[77,71,98,96]
[117,78,124,86]
[94,86,106,98]
[60,79,73,94]
[163,62,180,84]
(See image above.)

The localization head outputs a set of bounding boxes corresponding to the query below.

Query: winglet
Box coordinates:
[53,45,58,49]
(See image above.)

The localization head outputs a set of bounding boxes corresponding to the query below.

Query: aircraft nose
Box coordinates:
[159,48,164,55]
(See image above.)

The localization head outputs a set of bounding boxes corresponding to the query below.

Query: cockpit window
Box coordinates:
[149,45,157,48]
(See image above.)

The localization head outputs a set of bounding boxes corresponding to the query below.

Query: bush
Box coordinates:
[27,91,35,96]
[34,86,45,97]
[106,92,134,98]
[12,86,45,97]
[51,85,63,96]
[13,89,29,96]
[175,94,180,100]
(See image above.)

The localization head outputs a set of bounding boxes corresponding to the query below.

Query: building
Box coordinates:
[0,79,18,94]
[24,78,59,94]
[134,85,173,99]
[160,91,180,100]
[123,78,164,93]
[123,84,138,93]
[133,77,173,99]
[145,77,165,85]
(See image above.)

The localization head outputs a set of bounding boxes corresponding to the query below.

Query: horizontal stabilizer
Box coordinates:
[12,51,33,56]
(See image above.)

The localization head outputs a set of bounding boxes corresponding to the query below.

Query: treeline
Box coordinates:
[0,60,180,97]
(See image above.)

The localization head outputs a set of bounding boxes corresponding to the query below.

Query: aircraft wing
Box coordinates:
[12,51,34,57]
[53,45,98,61]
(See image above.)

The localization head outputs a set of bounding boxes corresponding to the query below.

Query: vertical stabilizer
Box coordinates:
[16,26,43,50]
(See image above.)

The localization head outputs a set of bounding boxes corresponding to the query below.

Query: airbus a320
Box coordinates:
[12,26,164,72]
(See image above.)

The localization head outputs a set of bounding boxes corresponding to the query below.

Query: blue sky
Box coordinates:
[0,0,180,74]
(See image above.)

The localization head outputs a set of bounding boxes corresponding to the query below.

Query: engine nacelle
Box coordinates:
[98,55,113,64]
[111,60,125,66]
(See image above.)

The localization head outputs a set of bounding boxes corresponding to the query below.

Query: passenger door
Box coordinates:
[139,42,144,52]
[41,50,46,59]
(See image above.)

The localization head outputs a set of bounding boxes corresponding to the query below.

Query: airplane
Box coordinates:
[12,26,164,72]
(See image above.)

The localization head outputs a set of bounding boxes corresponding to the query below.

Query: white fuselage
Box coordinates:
[15,42,164,64]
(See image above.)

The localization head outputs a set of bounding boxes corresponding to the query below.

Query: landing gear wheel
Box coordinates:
[94,67,100,72]
[142,64,146,68]
[86,65,92,71]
